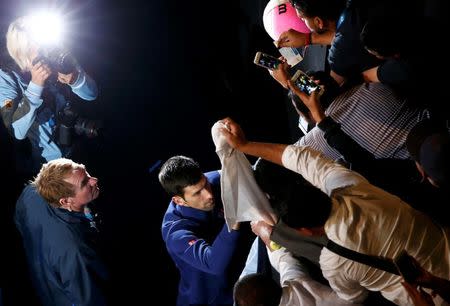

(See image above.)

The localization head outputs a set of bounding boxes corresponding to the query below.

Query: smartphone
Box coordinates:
[253,52,282,70]
[291,70,324,96]
[393,251,422,283]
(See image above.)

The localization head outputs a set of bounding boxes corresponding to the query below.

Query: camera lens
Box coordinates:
[46,48,76,74]
[57,51,76,74]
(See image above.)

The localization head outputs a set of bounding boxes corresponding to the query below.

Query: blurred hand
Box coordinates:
[30,60,52,86]
[58,70,78,85]
[402,282,435,306]
[276,29,308,48]
[287,80,325,123]
[400,255,450,302]
[231,222,240,231]
[218,117,248,150]
[269,59,290,89]
[250,220,273,247]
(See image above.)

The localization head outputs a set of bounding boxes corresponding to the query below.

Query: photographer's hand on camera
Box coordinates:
[30,60,52,87]
[58,70,79,85]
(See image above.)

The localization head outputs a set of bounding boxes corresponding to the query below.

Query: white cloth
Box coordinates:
[211,121,277,231]
[281,145,450,305]
[269,246,361,306]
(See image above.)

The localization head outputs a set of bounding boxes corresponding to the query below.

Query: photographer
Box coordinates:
[0,14,98,174]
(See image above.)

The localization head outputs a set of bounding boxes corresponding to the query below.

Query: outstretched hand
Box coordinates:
[218,117,248,150]
[402,282,435,306]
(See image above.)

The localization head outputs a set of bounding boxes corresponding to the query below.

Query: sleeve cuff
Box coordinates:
[317,116,338,133]
[70,70,86,89]
[281,145,296,168]
[26,81,44,98]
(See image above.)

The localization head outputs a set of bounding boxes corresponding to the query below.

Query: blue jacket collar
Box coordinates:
[174,204,212,222]
[51,206,90,224]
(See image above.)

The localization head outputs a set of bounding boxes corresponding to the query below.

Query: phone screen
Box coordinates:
[254,52,281,70]
[291,70,320,96]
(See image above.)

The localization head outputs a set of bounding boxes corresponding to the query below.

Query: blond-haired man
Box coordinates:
[15,158,108,306]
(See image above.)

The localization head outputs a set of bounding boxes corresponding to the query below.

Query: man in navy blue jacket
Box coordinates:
[15,158,108,306]
[159,155,251,306]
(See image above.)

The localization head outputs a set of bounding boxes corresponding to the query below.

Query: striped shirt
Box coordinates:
[296,83,430,160]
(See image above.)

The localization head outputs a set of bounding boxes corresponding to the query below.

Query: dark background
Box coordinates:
[1,0,449,305]
[0,0,293,305]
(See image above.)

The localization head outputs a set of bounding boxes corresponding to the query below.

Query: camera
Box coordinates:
[33,47,77,75]
[55,104,102,147]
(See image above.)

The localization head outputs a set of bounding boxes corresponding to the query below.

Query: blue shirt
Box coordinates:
[328,5,380,78]
[15,185,108,306]
[161,171,246,306]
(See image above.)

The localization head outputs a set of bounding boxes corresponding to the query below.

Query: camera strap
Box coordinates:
[325,238,400,275]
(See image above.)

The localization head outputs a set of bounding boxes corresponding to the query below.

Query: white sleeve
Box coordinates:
[281,145,367,196]
[271,247,365,306]
[320,249,369,303]
[267,247,307,284]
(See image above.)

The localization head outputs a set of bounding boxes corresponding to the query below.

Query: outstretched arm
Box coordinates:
[219,118,287,166]
[276,29,335,48]
[218,118,367,196]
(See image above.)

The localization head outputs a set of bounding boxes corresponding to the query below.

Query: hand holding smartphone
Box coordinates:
[291,70,324,96]
[253,52,282,70]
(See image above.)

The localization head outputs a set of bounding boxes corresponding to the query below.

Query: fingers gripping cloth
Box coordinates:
[211,121,277,231]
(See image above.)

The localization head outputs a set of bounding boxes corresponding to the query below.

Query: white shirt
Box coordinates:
[269,247,361,306]
[282,145,450,305]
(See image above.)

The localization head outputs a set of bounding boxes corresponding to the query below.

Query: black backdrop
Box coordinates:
[2,0,449,305]
[0,0,292,305]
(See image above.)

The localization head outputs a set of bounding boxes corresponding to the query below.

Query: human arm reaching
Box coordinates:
[400,254,450,305]
[218,117,367,196]
[276,29,334,48]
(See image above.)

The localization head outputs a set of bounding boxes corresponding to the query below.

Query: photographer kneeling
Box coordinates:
[0,14,98,176]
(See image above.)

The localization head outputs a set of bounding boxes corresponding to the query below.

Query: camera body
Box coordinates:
[33,47,77,75]
[56,104,101,147]
[291,70,324,96]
